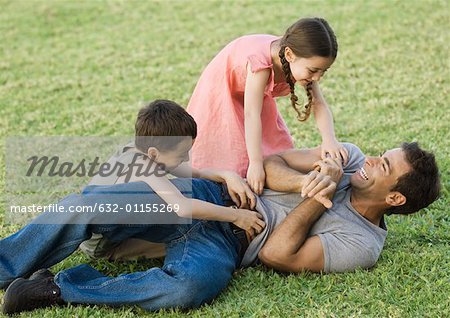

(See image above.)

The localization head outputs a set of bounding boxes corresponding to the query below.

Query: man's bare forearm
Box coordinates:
[260,156,341,272]
[260,198,325,257]
[263,155,304,192]
[263,147,322,193]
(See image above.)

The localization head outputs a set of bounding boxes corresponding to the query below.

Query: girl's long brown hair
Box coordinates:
[278,17,338,121]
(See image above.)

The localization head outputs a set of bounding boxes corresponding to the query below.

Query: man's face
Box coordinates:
[350,148,411,202]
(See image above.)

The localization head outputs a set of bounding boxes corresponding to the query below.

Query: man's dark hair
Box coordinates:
[135,99,197,153]
[387,142,441,215]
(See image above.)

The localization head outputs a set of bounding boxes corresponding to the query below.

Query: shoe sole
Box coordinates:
[1,277,26,315]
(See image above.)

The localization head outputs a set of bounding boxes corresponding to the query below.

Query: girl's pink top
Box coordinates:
[187,34,294,177]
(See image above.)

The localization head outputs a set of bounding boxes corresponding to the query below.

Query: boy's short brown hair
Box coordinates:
[135,100,197,153]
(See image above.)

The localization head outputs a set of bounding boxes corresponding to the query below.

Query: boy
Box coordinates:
[80,99,264,260]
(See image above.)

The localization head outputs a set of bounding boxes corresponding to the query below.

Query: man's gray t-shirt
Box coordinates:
[242,143,387,272]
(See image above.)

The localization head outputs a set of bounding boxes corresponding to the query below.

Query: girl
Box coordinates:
[187,17,348,194]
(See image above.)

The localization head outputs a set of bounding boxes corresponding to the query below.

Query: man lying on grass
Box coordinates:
[0,142,440,314]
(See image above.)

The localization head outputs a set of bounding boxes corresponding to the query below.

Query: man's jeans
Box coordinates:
[0,179,241,310]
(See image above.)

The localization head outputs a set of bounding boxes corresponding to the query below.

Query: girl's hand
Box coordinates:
[246,161,265,195]
[222,172,256,209]
[321,138,349,166]
[232,208,266,239]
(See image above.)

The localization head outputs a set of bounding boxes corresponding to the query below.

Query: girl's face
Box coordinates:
[285,48,334,86]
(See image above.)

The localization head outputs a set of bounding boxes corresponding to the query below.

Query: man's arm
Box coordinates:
[264,146,336,208]
[258,196,327,273]
[259,158,343,273]
[264,147,322,193]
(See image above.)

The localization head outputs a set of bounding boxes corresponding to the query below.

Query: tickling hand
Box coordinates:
[222,171,256,209]
[321,139,349,166]
[232,208,266,240]
[246,161,265,195]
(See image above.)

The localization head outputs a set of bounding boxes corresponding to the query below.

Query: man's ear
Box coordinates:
[284,46,295,63]
[147,147,159,160]
[385,192,406,207]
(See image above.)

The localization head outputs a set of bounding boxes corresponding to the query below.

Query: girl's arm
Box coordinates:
[129,172,265,236]
[244,64,271,195]
[310,82,349,164]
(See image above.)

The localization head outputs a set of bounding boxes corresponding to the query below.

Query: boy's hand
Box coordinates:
[223,172,256,209]
[232,208,266,239]
[321,139,349,166]
[246,161,265,195]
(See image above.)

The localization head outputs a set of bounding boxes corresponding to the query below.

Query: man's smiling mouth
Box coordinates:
[359,167,369,180]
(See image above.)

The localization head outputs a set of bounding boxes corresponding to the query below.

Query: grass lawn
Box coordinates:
[0,0,449,317]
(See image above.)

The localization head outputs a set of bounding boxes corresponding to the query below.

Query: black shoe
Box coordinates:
[28,269,54,280]
[1,276,64,315]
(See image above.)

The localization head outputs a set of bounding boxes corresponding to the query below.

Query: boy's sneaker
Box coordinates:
[28,268,54,280]
[1,275,64,315]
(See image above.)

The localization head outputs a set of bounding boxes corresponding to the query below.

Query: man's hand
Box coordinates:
[301,171,335,208]
[301,157,343,208]
[313,157,344,183]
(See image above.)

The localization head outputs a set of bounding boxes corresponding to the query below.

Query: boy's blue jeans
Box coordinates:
[0,179,241,310]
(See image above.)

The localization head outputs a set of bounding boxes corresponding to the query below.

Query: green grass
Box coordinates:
[1,0,449,317]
